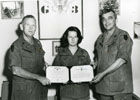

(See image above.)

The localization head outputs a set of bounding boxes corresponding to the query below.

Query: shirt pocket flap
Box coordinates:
[110,81,125,92]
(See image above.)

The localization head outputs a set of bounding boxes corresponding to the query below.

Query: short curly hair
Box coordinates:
[100,8,117,19]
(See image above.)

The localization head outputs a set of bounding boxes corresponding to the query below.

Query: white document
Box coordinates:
[71,65,94,83]
[46,66,69,83]
[46,65,94,83]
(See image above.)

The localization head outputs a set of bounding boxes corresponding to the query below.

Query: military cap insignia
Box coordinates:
[10,45,14,52]
[124,35,128,40]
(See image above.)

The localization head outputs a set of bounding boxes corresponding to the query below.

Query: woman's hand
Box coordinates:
[43,62,49,71]
[90,61,97,69]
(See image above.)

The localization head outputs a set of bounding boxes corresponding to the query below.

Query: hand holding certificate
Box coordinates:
[46,65,94,83]
[71,65,94,83]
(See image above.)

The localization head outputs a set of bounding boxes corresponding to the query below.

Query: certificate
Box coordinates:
[46,66,69,83]
[71,65,94,82]
[46,65,94,83]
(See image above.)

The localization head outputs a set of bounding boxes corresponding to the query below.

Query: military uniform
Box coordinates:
[94,27,133,96]
[8,36,47,100]
[53,47,91,100]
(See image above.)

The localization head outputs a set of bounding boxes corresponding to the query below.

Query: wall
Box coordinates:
[117,0,140,97]
[0,0,140,99]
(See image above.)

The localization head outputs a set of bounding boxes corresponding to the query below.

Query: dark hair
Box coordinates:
[21,15,36,24]
[60,26,83,47]
[100,8,117,19]
[99,8,117,32]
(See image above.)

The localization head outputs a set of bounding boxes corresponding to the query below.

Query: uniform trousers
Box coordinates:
[96,93,132,100]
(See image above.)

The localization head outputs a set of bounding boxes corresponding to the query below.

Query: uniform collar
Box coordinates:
[59,46,82,56]
[99,27,120,46]
[19,35,36,52]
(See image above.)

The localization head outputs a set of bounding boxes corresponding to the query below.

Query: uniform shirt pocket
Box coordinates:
[108,43,118,53]
[60,55,71,66]
[21,50,34,69]
[109,81,125,92]
[78,56,86,65]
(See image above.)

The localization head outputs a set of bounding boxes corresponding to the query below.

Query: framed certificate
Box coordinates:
[37,0,83,40]
[71,65,94,83]
[46,66,69,83]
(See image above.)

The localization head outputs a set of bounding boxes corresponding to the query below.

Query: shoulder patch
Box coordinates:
[10,45,14,52]
[124,35,128,40]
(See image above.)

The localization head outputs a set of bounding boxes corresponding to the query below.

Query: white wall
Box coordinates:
[0,0,140,99]
[116,0,140,97]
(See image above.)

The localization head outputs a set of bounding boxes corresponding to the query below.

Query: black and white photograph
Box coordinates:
[0,0,140,100]
[52,41,60,56]
[134,22,140,39]
[1,1,24,19]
